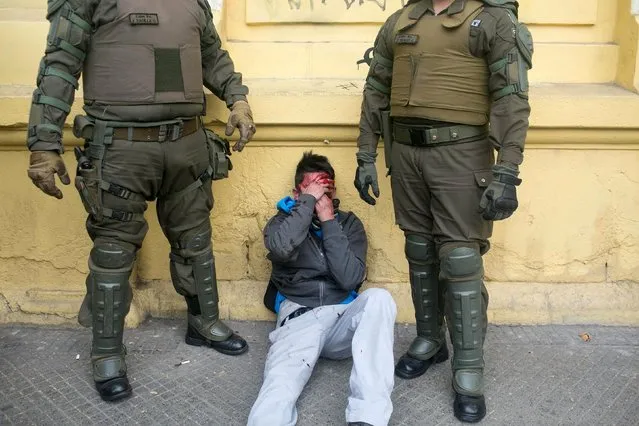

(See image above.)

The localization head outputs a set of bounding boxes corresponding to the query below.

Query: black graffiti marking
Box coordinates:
[287,0,408,11]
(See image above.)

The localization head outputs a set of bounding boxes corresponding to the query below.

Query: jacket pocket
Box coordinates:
[473,169,492,188]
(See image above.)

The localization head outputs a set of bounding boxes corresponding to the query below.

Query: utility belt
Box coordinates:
[392,122,487,147]
[72,115,231,224]
[111,118,200,142]
[73,115,201,143]
[280,307,313,327]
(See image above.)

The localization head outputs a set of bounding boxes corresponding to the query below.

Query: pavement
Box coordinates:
[0,319,637,426]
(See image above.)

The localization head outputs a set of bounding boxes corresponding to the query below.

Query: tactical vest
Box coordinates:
[83,0,204,107]
[390,0,490,125]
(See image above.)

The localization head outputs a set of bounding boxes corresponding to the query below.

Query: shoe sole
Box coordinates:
[185,335,249,356]
[100,387,132,402]
[394,350,449,380]
[454,413,485,423]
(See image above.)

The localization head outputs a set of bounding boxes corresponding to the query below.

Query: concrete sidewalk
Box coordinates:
[0,320,637,426]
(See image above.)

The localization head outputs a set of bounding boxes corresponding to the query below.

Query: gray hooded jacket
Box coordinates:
[264,194,368,308]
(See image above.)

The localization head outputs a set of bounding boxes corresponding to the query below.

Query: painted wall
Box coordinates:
[0,0,638,326]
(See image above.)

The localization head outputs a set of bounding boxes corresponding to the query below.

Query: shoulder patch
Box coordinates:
[471,19,482,27]
[395,34,419,45]
[129,13,159,25]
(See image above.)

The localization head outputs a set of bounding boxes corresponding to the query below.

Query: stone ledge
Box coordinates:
[1,82,639,147]
[2,280,638,327]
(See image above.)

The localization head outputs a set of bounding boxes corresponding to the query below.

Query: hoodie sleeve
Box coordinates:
[263,194,316,262]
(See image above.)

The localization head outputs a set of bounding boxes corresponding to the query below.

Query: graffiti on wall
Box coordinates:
[287,0,408,11]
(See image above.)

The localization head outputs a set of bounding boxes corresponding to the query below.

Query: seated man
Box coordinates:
[248,152,397,426]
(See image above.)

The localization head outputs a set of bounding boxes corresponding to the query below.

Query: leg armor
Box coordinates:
[169,227,232,342]
[440,246,489,397]
[89,241,134,383]
[77,275,92,328]
[405,234,446,360]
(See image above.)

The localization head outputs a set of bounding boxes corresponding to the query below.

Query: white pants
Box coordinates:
[248,288,397,426]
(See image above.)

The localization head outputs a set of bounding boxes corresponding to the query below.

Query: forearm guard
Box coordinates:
[27,0,91,151]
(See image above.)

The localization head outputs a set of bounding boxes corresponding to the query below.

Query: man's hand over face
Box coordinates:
[315,194,335,222]
[300,175,333,201]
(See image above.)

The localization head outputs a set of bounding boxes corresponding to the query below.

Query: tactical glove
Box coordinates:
[354,151,380,206]
[27,151,71,199]
[225,100,256,152]
[479,164,522,221]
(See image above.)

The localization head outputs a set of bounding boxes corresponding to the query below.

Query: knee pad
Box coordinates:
[440,246,483,282]
[170,225,212,260]
[405,234,436,265]
[90,242,135,270]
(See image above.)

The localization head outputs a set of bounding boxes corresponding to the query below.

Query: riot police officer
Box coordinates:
[354,0,533,421]
[26,0,256,402]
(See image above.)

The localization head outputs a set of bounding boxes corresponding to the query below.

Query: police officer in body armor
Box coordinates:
[26,0,256,401]
[354,0,532,422]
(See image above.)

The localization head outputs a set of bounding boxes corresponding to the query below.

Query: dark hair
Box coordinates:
[294,151,335,187]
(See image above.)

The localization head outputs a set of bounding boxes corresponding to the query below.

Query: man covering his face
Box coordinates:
[249,152,397,426]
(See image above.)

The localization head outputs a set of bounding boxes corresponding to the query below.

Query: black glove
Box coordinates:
[353,151,379,206]
[479,164,522,221]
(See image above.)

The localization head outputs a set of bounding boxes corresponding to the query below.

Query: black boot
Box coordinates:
[394,344,449,379]
[185,324,248,355]
[454,392,486,423]
[95,376,132,402]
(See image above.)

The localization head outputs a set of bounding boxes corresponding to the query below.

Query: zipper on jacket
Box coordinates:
[310,235,326,305]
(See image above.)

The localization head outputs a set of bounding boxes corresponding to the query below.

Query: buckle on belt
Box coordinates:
[171,121,184,141]
[110,210,134,222]
[408,128,426,145]
[280,307,313,327]
[157,125,168,142]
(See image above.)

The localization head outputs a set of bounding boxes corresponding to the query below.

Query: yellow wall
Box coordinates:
[1,0,638,326]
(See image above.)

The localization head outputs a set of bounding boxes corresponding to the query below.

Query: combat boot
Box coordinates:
[184,310,248,356]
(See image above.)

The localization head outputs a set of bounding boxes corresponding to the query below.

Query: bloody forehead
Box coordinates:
[299,172,330,188]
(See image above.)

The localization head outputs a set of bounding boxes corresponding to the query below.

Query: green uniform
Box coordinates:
[356,0,532,421]
[27,0,250,401]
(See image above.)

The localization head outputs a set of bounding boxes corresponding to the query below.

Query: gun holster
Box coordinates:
[74,154,103,221]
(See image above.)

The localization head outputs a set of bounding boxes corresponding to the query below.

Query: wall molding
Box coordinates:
[2,126,639,151]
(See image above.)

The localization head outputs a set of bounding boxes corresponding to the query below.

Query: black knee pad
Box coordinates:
[440,246,483,282]
[405,234,436,265]
[90,242,135,270]
[170,225,212,260]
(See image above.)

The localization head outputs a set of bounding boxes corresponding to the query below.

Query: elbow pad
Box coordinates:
[489,18,534,101]
[365,51,393,95]
[46,1,91,62]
